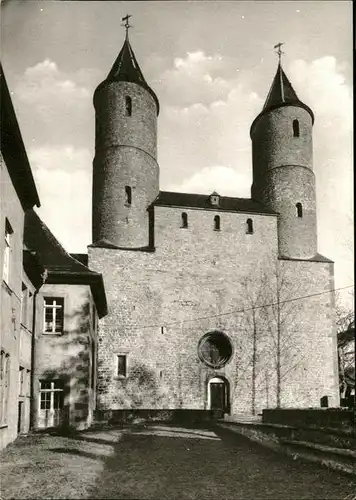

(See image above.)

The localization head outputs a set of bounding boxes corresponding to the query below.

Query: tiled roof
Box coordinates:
[24,210,107,317]
[153,191,277,215]
[251,63,314,135]
[70,253,89,266]
[97,35,159,114]
[264,63,302,110]
[24,210,94,274]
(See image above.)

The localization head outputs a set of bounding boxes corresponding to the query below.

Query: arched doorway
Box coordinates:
[208,376,230,414]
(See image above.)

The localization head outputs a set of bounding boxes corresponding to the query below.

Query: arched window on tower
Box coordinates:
[214,215,220,231]
[296,202,303,218]
[293,119,300,137]
[246,218,253,234]
[125,96,132,117]
[125,186,132,206]
[181,212,188,228]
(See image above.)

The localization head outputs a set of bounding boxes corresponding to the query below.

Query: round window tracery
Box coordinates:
[198,331,233,369]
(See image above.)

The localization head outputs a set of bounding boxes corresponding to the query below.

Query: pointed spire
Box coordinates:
[107,36,147,86]
[263,63,303,112]
[103,27,159,114]
[250,60,314,136]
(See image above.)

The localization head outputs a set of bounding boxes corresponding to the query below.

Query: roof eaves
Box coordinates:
[153,202,277,216]
[46,270,108,318]
[279,253,334,264]
[1,64,40,209]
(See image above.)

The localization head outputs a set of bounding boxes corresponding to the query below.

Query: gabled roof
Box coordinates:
[153,191,277,215]
[96,35,159,114]
[0,63,40,210]
[24,210,107,317]
[250,63,314,136]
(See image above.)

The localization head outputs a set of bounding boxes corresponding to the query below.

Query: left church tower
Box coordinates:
[92,30,160,248]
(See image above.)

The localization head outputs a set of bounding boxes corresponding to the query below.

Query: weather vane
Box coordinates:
[274,42,285,64]
[121,14,133,37]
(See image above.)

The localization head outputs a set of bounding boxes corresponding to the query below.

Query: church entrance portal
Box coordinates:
[208,377,230,414]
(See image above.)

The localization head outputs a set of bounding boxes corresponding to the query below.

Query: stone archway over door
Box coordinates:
[208,377,230,413]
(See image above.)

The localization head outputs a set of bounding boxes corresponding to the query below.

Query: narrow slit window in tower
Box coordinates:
[214,215,220,231]
[125,186,132,206]
[293,119,300,137]
[125,96,132,117]
[246,218,253,234]
[181,212,188,228]
[296,203,303,218]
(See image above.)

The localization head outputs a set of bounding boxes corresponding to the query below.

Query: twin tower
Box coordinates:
[92,33,318,260]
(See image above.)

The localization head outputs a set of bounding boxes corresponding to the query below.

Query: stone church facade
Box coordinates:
[88,33,339,418]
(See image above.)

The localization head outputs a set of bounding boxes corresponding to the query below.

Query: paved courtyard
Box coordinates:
[1,424,355,499]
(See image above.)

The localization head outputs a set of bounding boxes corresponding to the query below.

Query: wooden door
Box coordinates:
[210,382,225,411]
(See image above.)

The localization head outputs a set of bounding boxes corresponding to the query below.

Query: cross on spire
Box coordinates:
[274,42,285,64]
[121,14,132,37]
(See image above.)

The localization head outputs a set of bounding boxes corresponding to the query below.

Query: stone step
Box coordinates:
[280,439,356,476]
[290,427,356,450]
[216,421,356,477]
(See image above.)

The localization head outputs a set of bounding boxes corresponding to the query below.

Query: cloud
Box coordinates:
[13,59,99,149]
[29,146,92,251]
[286,57,353,280]
[153,50,246,108]
[289,56,352,218]
[156,51,352,288]
[20,52,352,287]
[18,59,90,103]
[289,57,352,136]
[157,51,263,192]
[166,165,251,197]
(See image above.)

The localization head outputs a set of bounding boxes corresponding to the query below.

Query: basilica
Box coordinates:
[1,29,339,448]
[88,30,339,421]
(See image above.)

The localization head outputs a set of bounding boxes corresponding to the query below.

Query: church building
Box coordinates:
[88,30,339,420]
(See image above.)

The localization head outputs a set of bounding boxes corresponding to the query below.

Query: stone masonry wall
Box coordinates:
[251,106,317,259]
[277,258,339,407]
[251,106,313,176]
[260,166,317,258]
[89,205,338,415]
[92,81,159,247]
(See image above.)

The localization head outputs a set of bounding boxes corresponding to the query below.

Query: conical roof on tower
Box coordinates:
[97,34,159,114]
[250,62,314,135]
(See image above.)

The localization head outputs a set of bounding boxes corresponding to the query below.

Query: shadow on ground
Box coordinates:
[85,422,356,500]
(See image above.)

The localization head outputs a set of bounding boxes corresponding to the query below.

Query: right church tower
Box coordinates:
[250,61,317,260]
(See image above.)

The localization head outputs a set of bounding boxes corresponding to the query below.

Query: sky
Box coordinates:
[1,0,353,306]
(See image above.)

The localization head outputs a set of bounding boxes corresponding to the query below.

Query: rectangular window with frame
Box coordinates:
[92,304,96,331]
[19,366,25,396]
[28,291,34,331]
[21,283,28,327]
[117,354,127,378]
[26,369,31,396]
[44,297,64,334]
[0,350,10,425]
[91,341,96,389]
[3,219,13,284]
[39,380,64,410]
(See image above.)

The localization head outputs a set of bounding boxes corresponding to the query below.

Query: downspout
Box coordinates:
[29,268,47,430]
